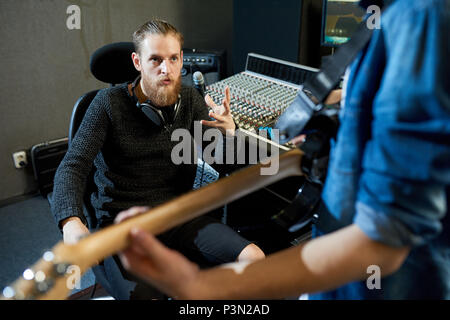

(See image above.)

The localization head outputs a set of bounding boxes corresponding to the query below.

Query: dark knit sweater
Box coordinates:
[51,83,223,229]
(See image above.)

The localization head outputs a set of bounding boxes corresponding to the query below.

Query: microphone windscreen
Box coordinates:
[193,71,204,85]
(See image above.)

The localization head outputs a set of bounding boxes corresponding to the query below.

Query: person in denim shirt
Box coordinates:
[312,0,450,299]
[113,0,450,299]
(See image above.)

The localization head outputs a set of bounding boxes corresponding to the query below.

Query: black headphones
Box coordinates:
[131,76,212,189]
[130,75,180,128]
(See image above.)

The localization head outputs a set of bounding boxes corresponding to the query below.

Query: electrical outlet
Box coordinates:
[12,151,28,169]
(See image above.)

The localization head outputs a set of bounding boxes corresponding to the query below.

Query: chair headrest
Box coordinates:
[90,42,139,85]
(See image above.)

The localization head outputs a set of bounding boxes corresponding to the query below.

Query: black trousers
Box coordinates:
[92,214,252,300]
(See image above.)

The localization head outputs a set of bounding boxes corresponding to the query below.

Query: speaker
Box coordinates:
[181,49,226,87]
[31,138,69,198]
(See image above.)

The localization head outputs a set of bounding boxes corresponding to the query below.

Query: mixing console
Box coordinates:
[205,53,319,132]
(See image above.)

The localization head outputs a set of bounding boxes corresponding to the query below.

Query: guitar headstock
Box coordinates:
[1,242,87,300]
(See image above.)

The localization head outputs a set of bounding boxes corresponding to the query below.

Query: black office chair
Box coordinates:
[69,42,139,230]
[65,42,139,299]
[70,41,138,144]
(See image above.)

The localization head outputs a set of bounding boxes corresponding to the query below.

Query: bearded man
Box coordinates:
[50,19,264,300]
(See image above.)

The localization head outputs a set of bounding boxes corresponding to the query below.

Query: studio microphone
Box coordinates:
[193,71,206,97]
[194,70,225,115]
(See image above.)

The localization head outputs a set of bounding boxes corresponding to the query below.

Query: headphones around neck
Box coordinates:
[130,76,180,128]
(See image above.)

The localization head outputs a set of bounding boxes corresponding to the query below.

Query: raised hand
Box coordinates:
[201,86,236,136]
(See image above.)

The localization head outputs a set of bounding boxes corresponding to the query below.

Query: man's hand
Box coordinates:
[114,206,151,224]
[61,217,90,245]
[289,134,307,147]
[120,228,200,299]
[116,207,199,299]
[202,86,236,136]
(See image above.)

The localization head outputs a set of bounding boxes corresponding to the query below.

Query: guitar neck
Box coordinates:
[2,148,304,300]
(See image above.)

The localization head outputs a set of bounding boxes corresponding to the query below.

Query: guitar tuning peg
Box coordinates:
[23,269,35,281]
[34,270,55,294]
[1,286,26,300]
[34,271,46,282]
[54,262,71,276]
[42,251,55,262]
[35,280,54,295]
[2,286,15,299]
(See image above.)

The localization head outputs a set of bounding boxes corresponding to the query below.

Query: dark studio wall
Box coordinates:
[0,0,329,204]
[232,0,332,73]
[299,0,333,68]
[232,0,303,73]
[0,0,233,204]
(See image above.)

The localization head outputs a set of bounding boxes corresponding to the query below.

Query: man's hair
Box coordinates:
[133,19,184,54]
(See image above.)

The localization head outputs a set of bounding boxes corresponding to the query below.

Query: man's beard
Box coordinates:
[140,74,181,107]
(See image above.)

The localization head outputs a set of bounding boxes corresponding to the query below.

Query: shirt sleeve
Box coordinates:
[50,90,110,229]
[354,0,450,247]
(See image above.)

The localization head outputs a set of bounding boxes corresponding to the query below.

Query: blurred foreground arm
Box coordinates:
[118,208,409,300]
[324,89,342,105]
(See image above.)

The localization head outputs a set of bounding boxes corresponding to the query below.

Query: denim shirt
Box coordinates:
[311,0,450,299]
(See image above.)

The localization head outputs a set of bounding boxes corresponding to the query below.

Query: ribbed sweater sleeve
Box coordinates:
[51,90,111,229]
